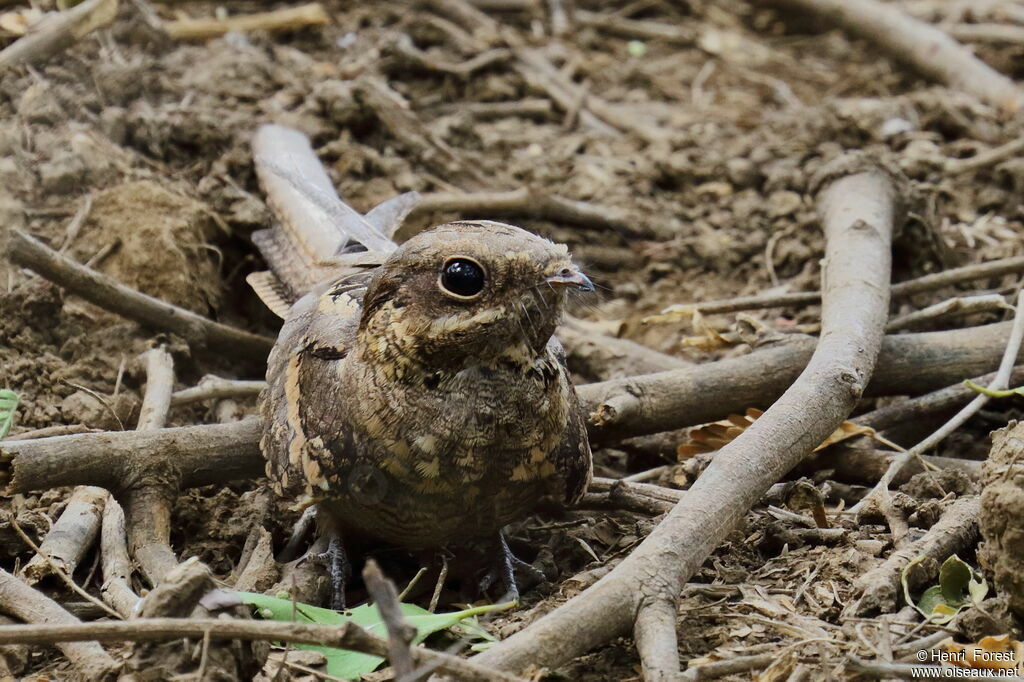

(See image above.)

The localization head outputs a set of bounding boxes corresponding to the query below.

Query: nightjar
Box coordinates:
[249,125,593,606]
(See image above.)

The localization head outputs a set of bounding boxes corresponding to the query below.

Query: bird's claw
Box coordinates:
[478,533,542,603]
[315,535,350,611]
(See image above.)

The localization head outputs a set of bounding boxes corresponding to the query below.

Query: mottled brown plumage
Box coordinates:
[252,125,592,604]
[261,220,592,548]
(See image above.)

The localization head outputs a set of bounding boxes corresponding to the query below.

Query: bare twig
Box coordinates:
[6,424,97,440]
[0,618,525,682]
[362,560,416,680]
[855,365,1024,432]
[124,346,179,586]
[944,135,1024,174]
[5,230,272,362]
[470,157,898,673]
[885,293,1010,331]
[100,496,140,618]
[0,569,117,680]
[58,195,93,254]
[652,254,1024,319]
[575,9,694,44]
[389,34,512,77]
[2,418,261,493]
[765,0,1024,112]
[678,653,776,681]
[852,289,1024,513]
[352,76,488,187]
[0,0,118,70]
[559,317,690,381]
[947,22,1024,45]
[426,98,554,120]
[514,47,663,141]
[136,347,174,431]
[797,448,980,487]
[21,486,106,585]
[164,3,329,40]
[170,376,264,406]
[847,659,947,680]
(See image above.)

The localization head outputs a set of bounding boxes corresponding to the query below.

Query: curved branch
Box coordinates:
[470,156,899,673]
[5,230,273,363]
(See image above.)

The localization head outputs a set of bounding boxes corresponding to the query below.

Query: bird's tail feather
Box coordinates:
[249,124,419,307]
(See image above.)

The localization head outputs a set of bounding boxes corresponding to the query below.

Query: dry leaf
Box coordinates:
[814,420,877,451]
[0,7,44,35]
[677,407,887,459]
[941,634,1023,671]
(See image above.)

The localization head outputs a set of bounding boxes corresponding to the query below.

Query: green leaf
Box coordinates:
[939,554,972,604]
[903,554,988,624]
[963,380,1024,399]
[237,591,512,679]
[0,390,19,440]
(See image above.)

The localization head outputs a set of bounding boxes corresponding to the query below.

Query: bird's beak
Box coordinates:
[545,265,595,292]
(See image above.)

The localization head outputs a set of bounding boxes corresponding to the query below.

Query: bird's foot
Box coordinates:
[315,535,351,611]
[477,533,544,604]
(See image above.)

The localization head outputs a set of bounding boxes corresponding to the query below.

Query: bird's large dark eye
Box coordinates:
[439,257,486,298]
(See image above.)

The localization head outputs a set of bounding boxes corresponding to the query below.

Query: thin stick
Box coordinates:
[137,347,174,430]
[0,0,118,70]
[678,653,775,681]
[652,254,1024,319]
[575,9,694,44]
[125,346,179,586]
[170,377,265,406]
[164,3,329,40]
[429,555,448,613]
[885,293,1010,331]
[634,597,681,679]
[58,195,93,253]
[852,289,1024,513]
[6,230,273,362]
[855,365,1024,432]
[947,22,1024,45]
[3,418,262,493]
[100,496,140,618]
[584,318,1024,443]
[21,486,106,585]
[362,560,416,679]
[0,618,525,682]
[944,135,1024,175]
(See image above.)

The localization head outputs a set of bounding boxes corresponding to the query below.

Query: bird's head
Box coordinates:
[358,221,593,368]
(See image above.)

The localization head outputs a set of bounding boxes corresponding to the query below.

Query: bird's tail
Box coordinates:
[248,124,419,315]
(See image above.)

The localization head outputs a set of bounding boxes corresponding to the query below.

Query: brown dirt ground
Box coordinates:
[2,0,1024,679]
